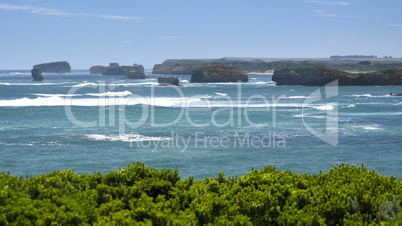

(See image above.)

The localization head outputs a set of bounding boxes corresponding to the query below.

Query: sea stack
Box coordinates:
[158,76,180,86]
[31,68,44,81]
[33,61,71,73]
[190,65,248,83]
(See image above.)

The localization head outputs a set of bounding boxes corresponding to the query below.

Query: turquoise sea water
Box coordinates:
[0,70,401,179]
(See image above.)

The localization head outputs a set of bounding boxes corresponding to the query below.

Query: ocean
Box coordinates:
[0,70,401,179]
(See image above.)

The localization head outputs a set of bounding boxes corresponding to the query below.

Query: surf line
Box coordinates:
[64,82,286,132]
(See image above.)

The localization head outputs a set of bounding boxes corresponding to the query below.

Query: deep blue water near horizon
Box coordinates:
[0,70,401,179]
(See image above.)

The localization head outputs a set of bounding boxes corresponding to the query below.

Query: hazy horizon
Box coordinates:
[1,0,402,70]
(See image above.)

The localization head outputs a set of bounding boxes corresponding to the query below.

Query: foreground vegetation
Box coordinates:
[1,163,402,225]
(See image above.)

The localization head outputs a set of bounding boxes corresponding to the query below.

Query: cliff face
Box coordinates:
[153,63,198,75]
[190,66,248,83]
[33,61,71,73]
[89,66,109,74]
[272,66,402,86]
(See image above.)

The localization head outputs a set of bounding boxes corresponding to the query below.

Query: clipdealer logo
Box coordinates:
[64,80,339,149]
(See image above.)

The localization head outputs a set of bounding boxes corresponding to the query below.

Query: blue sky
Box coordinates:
[0,0,401,69]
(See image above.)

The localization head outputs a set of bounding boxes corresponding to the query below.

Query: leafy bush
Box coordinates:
[1,162,402,225]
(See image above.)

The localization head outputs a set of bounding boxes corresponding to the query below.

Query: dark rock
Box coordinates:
[103,65,145,76]
[90,65,109,74]
[356,73,388,86]
[300,69,335,86]
[390,93,402,96]
[33,61,71,73]
[31,68,44,81]
[90,63,123,74]
[190,65,248,83]
[158,76,180,86]
[124,71,146,79]
[272,66,402,86]
[270,70,302,85]
[133,64,144,73]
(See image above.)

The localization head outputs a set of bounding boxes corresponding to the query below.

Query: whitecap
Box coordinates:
[86,91,133,97]
[287,95,308,99]
[352,124,383,131]
[349,94,373,98]
[292,114,326,119]
[313,104,334,111]
[11,82,71,86]
[118,82,159,87]
[82,134,171,142]
[0,96,65,107]
[33,93,83,97]
[248,81,275,85]
[0,82,10,85]
[215,93,228,97]
[74,82,98,87]
[8,72,30,75]
[348,94,391,98]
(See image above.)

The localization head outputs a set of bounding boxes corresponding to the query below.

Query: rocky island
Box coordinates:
[89,63,119,74]
[272,66,402,86]
[33,61,71,73]
[31,69,44,81]
[158,76,180,86]
[90,63,145,75]
[190,66,248,83]
[90,63,146,79]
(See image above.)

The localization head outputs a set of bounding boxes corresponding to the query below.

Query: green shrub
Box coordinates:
[0,162,401,225]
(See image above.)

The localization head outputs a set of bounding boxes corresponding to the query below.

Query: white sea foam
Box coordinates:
[342,112,402,116]
[82,134,171,142]
[181,80,189,83]
[215,93,228,97]
[0,96,66,106]
[352,124,383,131]
[8,72,30,75]
[292,114,326,119]
[0,95,311,108]
[349,94,373,97]
[0,82,10,85]
[74,82,98,87]
[34,93,83,97]
[349,94,391,98]
[86,91,133,97]
[362,126,382,131]
[118,82,159,87]
[248,81,275,85]
[0,96,191,107]
[313,104,334,111]
[287,95,308,99]
[9,82,72,86]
